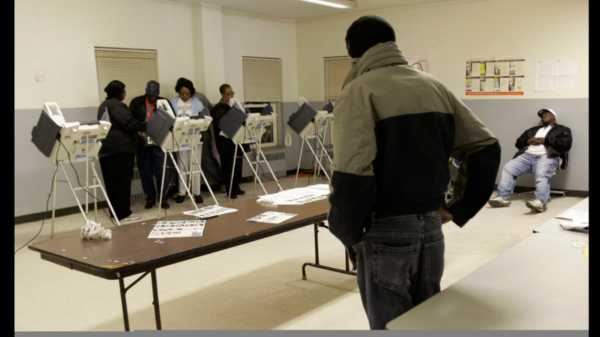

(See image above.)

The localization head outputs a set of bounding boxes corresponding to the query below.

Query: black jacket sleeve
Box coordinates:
[547,126,572,154]
[515,128,532,150]
[111,101,146,133]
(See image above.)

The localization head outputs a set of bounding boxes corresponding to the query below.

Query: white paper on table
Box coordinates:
[247,211,298,224]
[183,205,238,218]
[500,77,509,91]
[257,185,330,205]
[555,209,589,221]
[559,218,589,230]
[534,60,556,91]
[148,220,206,239]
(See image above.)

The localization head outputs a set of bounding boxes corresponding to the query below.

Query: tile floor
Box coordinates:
[14,175,584,331]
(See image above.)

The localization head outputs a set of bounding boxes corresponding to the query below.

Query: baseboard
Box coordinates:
[14,202,109,225]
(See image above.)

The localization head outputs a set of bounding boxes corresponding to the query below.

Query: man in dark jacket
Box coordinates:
[129,80,173,209]
[489,108,572,212]
[328,16,501,330]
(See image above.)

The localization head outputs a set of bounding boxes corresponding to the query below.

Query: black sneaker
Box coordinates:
[229,193,238,199]
[194,194,203,204]
[176,195,185,203]
[236,186,246,195]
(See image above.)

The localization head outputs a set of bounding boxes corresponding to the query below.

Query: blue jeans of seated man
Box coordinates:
[136,145,170,202]
[353,212,444,330]
[496,153,559,205]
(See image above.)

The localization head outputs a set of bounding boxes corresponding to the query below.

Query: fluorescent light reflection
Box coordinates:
[301,0,356,9]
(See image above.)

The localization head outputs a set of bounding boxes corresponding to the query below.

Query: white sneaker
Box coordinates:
[488,197,511,207]
[526,199,546,213]
[121,212,142,222]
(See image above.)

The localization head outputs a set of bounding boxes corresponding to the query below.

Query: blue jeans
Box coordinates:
[353,212,444,330]
[136,145,170,202]
[497,153,559,205]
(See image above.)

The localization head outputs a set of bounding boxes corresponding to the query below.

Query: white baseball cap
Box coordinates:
[537,108,557,118]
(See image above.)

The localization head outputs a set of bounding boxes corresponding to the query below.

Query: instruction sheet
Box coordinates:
[148,220,206,239]
[257,184,330,205]
[183,205,238,218]
[247,212,298,224]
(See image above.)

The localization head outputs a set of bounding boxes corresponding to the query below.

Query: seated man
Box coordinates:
[488,108,572,212]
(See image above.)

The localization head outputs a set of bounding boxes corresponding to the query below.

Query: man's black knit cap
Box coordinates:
[345,15,396,59]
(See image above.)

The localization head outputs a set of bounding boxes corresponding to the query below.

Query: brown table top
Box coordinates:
[28,198,328,280]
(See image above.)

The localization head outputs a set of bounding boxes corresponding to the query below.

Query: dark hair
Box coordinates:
[219,83,231,94]
[345,15,396,58]
[104,80,125,99]
[175,78,196,96]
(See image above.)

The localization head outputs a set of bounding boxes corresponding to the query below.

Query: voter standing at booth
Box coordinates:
[97,80,148,222]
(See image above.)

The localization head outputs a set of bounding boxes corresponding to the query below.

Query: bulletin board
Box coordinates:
[466,58,525,95]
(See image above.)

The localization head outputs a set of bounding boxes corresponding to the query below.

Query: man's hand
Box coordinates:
[536,137,545,144]
[438,205,454,225]
[137,131,146,138]
[527,137,540,145]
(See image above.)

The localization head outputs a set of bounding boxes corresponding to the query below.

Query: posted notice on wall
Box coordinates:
[466,58,524,96]
[148,220,206,239]
[535,59,577,91]
[407,59,428,73]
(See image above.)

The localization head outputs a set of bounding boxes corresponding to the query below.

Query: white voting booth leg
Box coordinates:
[157,151,199,219]
[313,121,333,184]
[294,132,333,188]
[50,159,121,238]
[228,143,268,201]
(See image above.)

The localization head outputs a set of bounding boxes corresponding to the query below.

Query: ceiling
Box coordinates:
[163,0,480,21]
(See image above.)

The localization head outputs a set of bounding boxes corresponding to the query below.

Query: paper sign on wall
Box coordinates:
[466,58,525,96]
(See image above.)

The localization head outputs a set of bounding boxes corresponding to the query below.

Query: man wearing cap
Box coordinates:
[129,80,174,210]
[328,15,501,329]
[489,108,572,212]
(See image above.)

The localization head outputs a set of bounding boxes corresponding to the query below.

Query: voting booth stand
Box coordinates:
[31,102,120,237]
[147,99,219,218]
[219,98,283,201]
[288,98,334,188]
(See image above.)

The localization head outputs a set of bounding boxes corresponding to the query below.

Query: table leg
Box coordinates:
[302,222,357,280]
[117,270,162,331]
[151,270,162,330]
[118,278,131,332]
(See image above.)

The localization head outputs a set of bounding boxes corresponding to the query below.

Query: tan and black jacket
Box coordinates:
[327,42,501,247]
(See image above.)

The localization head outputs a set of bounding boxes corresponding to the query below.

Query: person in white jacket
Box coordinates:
[171,78,209,204]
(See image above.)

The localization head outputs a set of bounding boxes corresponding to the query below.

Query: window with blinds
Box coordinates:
[242,58,282,102]
[324,57,352,101]
[94,47,158,105]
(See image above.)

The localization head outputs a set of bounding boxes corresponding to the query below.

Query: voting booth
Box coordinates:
[146,99,218,216]
[31,102,121,236]
[218,98,283,200]
[287,97,334,187]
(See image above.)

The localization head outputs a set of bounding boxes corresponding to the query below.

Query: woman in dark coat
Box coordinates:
[210,84,247,199]
[97,80,147,221]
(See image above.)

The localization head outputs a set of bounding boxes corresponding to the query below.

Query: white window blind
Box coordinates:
[243,58,282,102]
[324,57,352,101]
[95,47,158,105]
